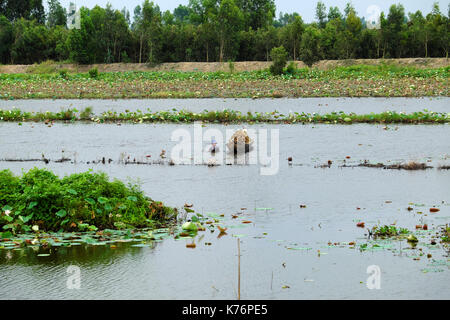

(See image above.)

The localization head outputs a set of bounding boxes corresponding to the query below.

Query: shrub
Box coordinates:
[269,46,288,75]
[121,51,131,63]
[286,61,297,74]
[59,69,68,79]
[89,67,99,79]
[27,60,58,74]
[79,107,93,120]
[0,168,177,233]
[228,60,235,74]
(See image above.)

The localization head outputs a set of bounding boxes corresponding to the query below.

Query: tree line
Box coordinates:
[0,0,448,66]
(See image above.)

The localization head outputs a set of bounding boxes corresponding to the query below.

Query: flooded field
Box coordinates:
[1,97,449,115]
[0,100,449,300]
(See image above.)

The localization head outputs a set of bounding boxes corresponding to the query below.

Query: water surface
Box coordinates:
[0,121,449,300]
[1,97,448,115]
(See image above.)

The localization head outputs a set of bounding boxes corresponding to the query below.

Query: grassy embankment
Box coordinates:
[0,64,448,99]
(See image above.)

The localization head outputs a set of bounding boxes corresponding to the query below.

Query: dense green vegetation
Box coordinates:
[0,65,448,99]
[0,0,448,66]
[1,107,448,124]
[0,168,177,234]
[1,64,447,80]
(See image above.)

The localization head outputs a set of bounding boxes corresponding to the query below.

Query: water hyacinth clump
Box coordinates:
[0,168,177,235]
[0,108,449,124]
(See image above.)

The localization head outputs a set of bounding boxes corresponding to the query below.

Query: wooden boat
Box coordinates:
[226,129,254,153]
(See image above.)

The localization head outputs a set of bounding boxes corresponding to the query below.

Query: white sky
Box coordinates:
[49,0,449,22]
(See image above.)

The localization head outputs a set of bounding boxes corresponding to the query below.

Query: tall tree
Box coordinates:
[407,11,427,57]
[344,2,356,18]
[0,14,13,63]
[173,4,190,24]
[274,12,299,27]
[384,4,406,58]
[342,9,362,58]
[10,18,49,63]
[281,15,304,60]
[67,7,96,64]
[327,6,342,21]
[428,2,449,58]
[47,0,66,27]
[300,25,322,66]
[0,0,45,23]
[315,1,327,28]
[215,0,244,61]
[237,0,275,30]
[133,1,162,63]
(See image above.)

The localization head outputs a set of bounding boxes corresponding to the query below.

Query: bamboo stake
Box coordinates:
[237,238,241,300]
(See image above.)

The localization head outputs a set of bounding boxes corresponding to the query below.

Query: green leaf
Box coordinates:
[78,223,89,230]
[118,204,127,210]
[185,208,194,213]
[3,224,14,230]
[98,197,108,204]
[85,198,96,205]
[56,209,67,218]
[20,214,33,223]
[191,215,199,222]
[104,204,112,211]
[1,231,12,238]
[2,205,12,212]
[114,222,127,230]
[61,218,70,225]
[28,202,38,210]
[127,196,137,202]
[3,215,13,222]
[67,189,78,195]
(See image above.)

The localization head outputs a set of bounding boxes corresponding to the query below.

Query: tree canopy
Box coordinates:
[0,0,448,65]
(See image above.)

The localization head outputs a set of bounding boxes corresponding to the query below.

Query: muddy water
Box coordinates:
[0,122,449,299]
[0,97,449,115]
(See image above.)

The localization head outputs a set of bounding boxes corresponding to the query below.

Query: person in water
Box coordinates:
[209,139,219,153]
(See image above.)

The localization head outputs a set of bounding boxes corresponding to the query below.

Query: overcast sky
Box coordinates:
[49,0,449,22]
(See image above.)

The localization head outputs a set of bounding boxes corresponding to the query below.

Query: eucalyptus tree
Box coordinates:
[315,1,327,28]
[47,0,66,27]
[132,0,162,63]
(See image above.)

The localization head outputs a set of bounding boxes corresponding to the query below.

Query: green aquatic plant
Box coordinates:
[0,108,448,124]
[79,106,93,120]
[0,65,447,99]
[0,168,177,234]
[373,225,410,238]
[441,226,450,243]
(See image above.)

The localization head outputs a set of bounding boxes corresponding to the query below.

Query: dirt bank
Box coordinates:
[1,58,448,74]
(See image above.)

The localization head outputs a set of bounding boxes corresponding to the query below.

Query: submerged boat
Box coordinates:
[226,129,254,153]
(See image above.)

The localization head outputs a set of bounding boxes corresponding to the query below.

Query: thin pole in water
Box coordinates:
[238,238,241,300]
